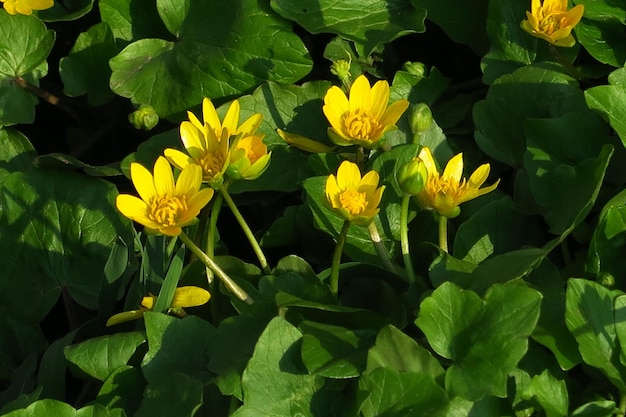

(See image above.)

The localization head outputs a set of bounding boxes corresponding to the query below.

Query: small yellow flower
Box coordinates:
[227,134,272,181]
[106,286,211,326]
[165,98,263,188]
[415,147,499,219]
[325,160,385,226]
[116,156,214,236]
[1,0,52,15]
[323,74,409,149]
[521,0,584,47]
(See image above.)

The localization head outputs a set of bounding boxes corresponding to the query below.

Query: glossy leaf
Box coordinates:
[416,282,542,400]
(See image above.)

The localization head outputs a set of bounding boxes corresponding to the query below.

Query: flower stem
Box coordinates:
[220,187,271,275]
[179,231,254,305]
[13,76,84,124]
[330,220,351,297]
[205,192,224,283]
[438,215,449,253]
[400,194,416,283]
[367,222,397,274]
[548,44,583,80]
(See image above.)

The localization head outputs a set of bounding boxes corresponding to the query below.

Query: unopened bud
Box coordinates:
[403,61,427,78]
[129,105,159,130]
[330,59,352,82]
[596,272,615,288]
[409,103,432,135]
[397,157,428,195]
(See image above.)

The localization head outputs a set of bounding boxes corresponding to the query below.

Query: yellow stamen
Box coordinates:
[339,189,367,215]
[341,110,382,141]
[149,195,188,226]
[199,152,226,179]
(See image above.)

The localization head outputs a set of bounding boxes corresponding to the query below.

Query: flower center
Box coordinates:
[428,176,468,201]
[539,14,566,35]
[149,195,188,226]
[199,151,226,179]
[339,189,367,215]
[342,109,382,141]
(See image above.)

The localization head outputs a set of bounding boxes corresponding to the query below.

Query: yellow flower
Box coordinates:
[1,0,52,15]
[325,160,385,226]
[116,156,214,236]
[415,147,499,219]
[227,134,271,180]
[323,74,409,149]
[521,0,584,47]
[106,286,211,326]
[165,98,263,188]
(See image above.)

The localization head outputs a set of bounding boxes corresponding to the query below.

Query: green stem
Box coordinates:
[220,187,271,275]
[548,44,583,80]
[438,215,449,253]
[205,193,224,283]
[179,232,254,305]
[367,222,397,274]
[619,392,626,415]
[330,220,351,297]
[400,194,416,283]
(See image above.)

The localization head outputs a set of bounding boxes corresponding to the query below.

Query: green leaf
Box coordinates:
[0,168,130,312]
[299,320,375,378]
[2,399,76,417]
[38,0,93,22]
[0,11,55,126]
[99,0,171,42]
[358,368,449,417]
[524,370,569,417]
[409,0,489,55]
[75,404,125,417]
[480,0,537,84]
[416,282,542,400]
[231,317,338,417]
[565,279,626,391]
[474,63,588,167]
[570,400,617,417]
[64,332,146,381]
[96,366,145,415]
[0,128,36,184]
[59,23,119,105]
[109,0,312,118]
[575,17,626,68]
[524,145,613,236]
[366,325,444,380]
[585,84,626,148]
[156,0,189,37]
[152,246,184,313]
[142,313,215,384]
[37,329,79,400]
[134,373,203,417]
[453,197,546,264]
[270,0,426,56]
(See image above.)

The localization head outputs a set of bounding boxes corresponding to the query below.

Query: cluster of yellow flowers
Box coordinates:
[319,74,499,226]
[116,98,271,238]
[521,0,584,47]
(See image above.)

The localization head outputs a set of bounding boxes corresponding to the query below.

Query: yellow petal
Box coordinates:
[459,179,500,205]
[323,86,350,130]
[202,98,221,133]
[349,75,371,112]
[175,163,202,196]
[380,99,409,128]
[164,148,193,171]
[180,121,206,154]
[153,156,175,196]
[369,80,391,119]
[116,195,162,230]
[182,188,214,223]
[140,294,157,309]
[237,113,263,136]
[336,161,362,191]
[187,110,204,132]
[222,100,240,138]
[531,0,542,15]
[442,153,464,183]
[418,147,439,176]
[277,129,335,153]
[106,308,148,326]
[130,162,156,203]
[359,170,380,192]
[325,174,341,208]
[468,163,491,188]
[171,286,211,308]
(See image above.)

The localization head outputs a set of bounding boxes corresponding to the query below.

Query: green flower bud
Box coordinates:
[403,61,427,78]
[409,103,433,135]
[397,157,428,195]
[596,272,615,288]
[330,59,351,81]
[128,105,159,130]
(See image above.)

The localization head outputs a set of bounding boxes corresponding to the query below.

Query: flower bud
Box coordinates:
[408,103,432,135]
[330,59,352,81]
[403,61,427,78]
[397,157,428,195]
[128,105,159,130]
